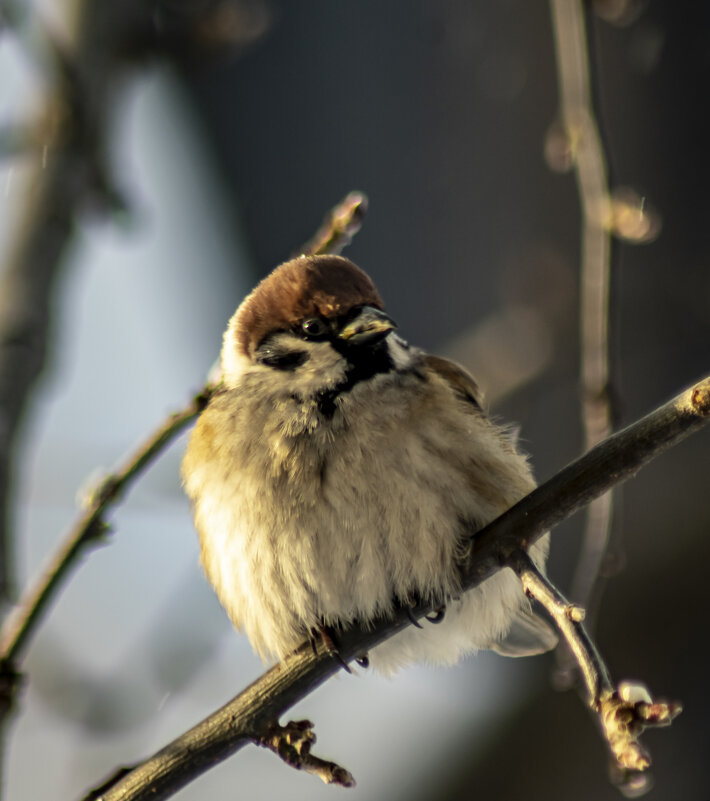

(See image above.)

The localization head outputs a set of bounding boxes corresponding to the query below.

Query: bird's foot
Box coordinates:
[425,604,446,624]
[310,624,352,674]
[406,606,424,629]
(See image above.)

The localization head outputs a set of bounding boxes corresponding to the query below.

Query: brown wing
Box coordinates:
[423,354,483,410]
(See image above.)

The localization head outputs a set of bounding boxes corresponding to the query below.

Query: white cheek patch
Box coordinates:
[220,316,250,387]
[279,337,348,396]
[387,334,417,371]
[220,348,251,388]
[222,328,413,400]
[224,331,349,397]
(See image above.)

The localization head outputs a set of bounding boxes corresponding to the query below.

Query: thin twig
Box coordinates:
[0,7,125,609]
[510,550,680,788]
[88,375,710,801]
[0,192,366,676]
[0,390,212,788]
[0,1,274,792]
[298,191,368,257]
[0,190,368,754]
[0,0,273,608]
[257,720,355,787]
[549,0,613,450]
[0,389,213,669]
[549,0,618,685]
[0,189,365,664]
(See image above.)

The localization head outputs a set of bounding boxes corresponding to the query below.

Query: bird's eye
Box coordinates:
[300,317,329,340]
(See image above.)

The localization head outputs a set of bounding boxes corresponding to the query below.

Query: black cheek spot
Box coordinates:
[257,348,309,371]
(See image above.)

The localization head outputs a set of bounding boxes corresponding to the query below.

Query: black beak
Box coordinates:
[337,306,396,346]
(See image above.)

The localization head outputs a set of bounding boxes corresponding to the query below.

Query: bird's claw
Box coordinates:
[425,605,446,624]
[311,625,352,673]
[406,606,424,629]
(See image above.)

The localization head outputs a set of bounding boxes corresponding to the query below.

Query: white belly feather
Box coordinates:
[183,365,547,674]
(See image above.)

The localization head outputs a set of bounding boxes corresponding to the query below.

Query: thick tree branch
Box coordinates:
[87,375,710,801]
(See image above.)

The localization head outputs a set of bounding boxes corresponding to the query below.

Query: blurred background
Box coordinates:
[1,1,709,799]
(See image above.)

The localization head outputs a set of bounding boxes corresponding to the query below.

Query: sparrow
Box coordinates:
[182,254,555,674]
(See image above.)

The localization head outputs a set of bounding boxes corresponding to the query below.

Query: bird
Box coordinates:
[181,254,555,674]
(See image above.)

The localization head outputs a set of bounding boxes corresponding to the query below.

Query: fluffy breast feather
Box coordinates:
[182,354,546,670]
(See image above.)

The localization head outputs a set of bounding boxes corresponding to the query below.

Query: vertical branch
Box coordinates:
[0,97,77,608]
[0,5,271,791]
[0,4,138,606]
[549,0,615,663]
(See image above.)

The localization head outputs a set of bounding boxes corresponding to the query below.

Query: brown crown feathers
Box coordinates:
[233,255,385,358]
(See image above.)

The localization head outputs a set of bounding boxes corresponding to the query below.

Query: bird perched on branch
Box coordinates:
[182,254,554,673]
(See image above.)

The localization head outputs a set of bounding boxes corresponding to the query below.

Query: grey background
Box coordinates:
[2,2,709,799]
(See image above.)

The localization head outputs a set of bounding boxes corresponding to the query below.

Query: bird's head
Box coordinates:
[221,255,399,396]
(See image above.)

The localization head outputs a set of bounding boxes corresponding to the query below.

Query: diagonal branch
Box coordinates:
[87,375,710,801]
[0,389,212,671]
[0,190,369,747]
[510,550,680,790]
[298,191,369,257]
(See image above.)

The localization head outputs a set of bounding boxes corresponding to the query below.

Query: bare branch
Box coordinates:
[0,188,367,677]
[0,0,273,606]
[80,766,137,801]
[0,11,122,608]
[257,720,356,787]
[548,0,617,655]
[510,550,681,787]
[0,189,369,761]
[0,390,212,668]
[298,191,368,257]
[0,387,212,789]
[88,375,710,801]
